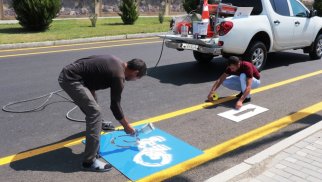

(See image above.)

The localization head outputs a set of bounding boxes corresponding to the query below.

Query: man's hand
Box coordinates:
[207,91,215,102]
[207,73,228,102]
[119,118,135,135]
[124,124,135,135]
[235,100,243,109]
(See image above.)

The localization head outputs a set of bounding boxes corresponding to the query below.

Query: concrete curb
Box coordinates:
[205,120,322,182]
[0,32,167,50]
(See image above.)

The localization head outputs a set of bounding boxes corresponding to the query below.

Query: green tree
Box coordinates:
[12,0,61,31]
[118,0,139,25]
[182,0,218,14]
[159,6,165,24]
[314,0,322,16]
[183,0,200,14]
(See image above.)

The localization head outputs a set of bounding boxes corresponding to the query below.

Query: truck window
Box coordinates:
[221,0,263,15]
[289,0,308,17]
[269,0,290,16]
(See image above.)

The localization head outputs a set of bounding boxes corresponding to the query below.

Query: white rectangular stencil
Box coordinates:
[218,104,269,122]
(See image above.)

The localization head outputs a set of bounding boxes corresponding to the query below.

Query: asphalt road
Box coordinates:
[0,37,321,182]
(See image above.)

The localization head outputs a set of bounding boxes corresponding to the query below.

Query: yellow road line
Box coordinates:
[0,37,159,53]
[137,101,322,182]
[0,70,321,166]
[0,41,162,58]
[252,70,322,94]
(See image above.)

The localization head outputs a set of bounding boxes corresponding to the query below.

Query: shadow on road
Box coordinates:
[164,175,194,182]
[203,96,238,110]
[10,131,86,173]
[266,52,312,69]
[199,112,322,171]
[148,51,314,86]
[148,57,227,86]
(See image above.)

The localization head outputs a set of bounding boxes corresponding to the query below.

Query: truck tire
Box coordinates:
[193,51,214,64]
[243,41,267,72]
[309,34,322,60]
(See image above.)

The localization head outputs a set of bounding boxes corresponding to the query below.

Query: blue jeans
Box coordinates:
[222,73,261,98]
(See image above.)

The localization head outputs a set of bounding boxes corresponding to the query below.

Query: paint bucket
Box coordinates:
[198,22,209,36]
[180,24,189,37]
[193,21,209,38]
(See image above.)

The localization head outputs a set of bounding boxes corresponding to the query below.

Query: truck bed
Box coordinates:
[159,34,222,55]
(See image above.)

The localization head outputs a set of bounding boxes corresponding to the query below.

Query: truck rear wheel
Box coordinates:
[309,34,322,60]
[193,51,214,64]
[243,41,267,72]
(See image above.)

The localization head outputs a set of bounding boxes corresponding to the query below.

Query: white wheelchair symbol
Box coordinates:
[133,136,172,167]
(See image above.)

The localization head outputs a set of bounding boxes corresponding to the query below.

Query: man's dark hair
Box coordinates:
[127,59,147,77]
[227,56,241,66]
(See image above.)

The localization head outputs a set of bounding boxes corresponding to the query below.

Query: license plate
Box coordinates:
[181,43,199,51]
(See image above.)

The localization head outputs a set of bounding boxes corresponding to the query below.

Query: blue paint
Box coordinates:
[83,126,203,181]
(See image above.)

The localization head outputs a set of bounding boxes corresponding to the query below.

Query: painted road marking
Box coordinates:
[137,101,322,182]
[0,70,321,166]
[0,40,162,58]
[97,126,203,181]
[0,37,159,53]
[218,104,269,122]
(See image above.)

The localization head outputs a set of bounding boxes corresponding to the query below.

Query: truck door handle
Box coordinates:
[274,20,280,24]
[295,21,300,25]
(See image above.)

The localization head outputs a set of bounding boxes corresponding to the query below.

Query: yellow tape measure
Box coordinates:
[212,93,219,101]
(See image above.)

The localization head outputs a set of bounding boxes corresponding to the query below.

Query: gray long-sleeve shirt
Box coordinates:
[62,55,125,120]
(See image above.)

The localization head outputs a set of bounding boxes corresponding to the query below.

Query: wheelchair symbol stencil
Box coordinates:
[133,136,172,167]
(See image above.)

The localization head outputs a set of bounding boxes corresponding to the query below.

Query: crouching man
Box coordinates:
[207,56,261,109]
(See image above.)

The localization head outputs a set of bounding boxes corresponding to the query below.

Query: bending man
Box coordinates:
[208,56,261,109]
[58,55,147,172]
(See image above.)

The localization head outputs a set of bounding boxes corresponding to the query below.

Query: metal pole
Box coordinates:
[213,0,222,36]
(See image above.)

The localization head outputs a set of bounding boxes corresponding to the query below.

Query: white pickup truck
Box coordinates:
[163,0,322,71]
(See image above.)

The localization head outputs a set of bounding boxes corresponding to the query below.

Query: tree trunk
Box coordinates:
[0,0,4,20]
[165,0,170,16]
[95,0,102,17]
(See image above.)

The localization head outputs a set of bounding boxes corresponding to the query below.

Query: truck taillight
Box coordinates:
[218,41,224,46]
[218,21,233,36]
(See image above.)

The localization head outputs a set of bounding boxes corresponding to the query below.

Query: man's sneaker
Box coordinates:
[243,98,251,103]
[236,92,243,98]
[102,121,115,131]
[96,153,101,159]
[82,159,112,172]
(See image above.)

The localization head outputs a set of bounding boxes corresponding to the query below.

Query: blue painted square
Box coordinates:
[83,126,203,181]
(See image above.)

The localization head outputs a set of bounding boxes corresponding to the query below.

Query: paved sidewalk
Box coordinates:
[206,121,322,182]
[0,20,18,24]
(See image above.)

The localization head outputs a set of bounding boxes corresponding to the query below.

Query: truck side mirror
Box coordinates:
[309,9,317,18]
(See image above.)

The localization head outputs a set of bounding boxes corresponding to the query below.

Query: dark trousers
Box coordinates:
[58,70,102,163]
